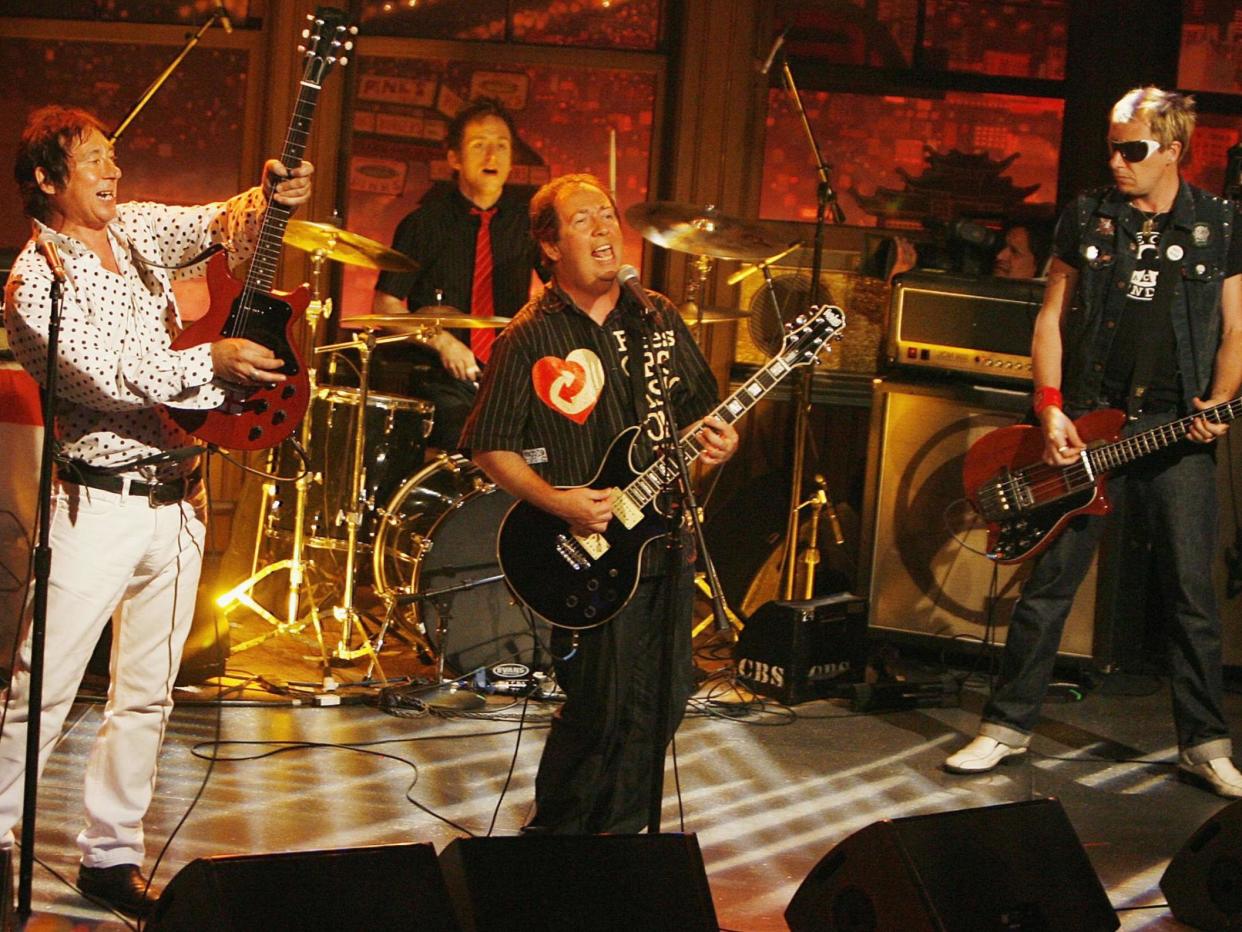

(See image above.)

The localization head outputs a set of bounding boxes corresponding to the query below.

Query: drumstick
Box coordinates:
[609,128,617,198]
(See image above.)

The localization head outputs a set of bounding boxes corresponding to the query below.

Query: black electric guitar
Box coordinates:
[965,398,1242,563]
[497,304,846,630]
[168,7,352,450]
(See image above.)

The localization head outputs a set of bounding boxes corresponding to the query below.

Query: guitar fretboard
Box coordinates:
[240,82,320,304]
[621,307,842,510]
[1086,396,1242,474]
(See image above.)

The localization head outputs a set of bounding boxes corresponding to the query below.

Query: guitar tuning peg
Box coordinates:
[297,44,306,53]
[343,40,354,51]
[338,55,350,66]
[301,28,310,38]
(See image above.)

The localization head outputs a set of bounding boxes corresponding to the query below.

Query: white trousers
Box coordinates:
[0,480,204,867]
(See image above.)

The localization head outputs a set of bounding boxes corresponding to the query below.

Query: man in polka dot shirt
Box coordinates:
[2,105,312,918]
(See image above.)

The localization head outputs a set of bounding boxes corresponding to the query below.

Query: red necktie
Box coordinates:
[470,207,497,364]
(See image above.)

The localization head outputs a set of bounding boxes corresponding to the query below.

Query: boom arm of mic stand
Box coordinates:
[109,9,226,144]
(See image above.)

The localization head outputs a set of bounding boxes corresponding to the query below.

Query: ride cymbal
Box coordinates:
[285,220,419,272]
[625,201,797,261]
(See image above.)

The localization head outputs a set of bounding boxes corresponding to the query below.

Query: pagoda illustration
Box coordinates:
[855,147,1041,225]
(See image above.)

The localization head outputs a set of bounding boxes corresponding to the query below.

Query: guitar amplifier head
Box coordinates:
[887,271,1043,384]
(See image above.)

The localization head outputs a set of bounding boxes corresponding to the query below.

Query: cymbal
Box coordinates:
[349,307,512,331]
[678,302,748,324]
[625,201,797,261]
[284,220,419,272]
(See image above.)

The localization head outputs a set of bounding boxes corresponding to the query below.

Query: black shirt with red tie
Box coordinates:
[372,183,540,447]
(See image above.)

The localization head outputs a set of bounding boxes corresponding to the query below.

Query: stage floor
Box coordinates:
[14,627,1239,931]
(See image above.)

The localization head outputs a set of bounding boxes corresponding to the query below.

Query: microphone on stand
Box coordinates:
[37,238,68,284]
[616,265,659,320]
[758,26,789,76]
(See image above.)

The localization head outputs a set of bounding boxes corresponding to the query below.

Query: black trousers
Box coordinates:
[527,567,697,835]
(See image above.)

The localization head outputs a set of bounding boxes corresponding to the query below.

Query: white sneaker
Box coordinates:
[944,736,1027,774]
[1178,757,1242,798]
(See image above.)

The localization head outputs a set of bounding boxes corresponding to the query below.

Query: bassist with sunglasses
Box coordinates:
[946,87,1242,796]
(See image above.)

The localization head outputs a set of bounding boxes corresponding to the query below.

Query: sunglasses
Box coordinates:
[1108,138,1163,163]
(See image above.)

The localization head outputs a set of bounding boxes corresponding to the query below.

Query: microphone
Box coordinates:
[758,26,789,76]
[38,238,67,284]
[215,3,233,33]
[616,265,659,319]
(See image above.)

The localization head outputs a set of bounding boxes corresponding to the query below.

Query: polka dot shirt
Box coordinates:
[3,188,267,478]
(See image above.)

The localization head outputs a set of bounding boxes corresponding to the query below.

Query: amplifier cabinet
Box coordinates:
[888,271,1042,384]
[859,379,1100,659]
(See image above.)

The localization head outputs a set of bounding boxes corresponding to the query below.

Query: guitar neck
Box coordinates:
[1088,397,1242,473]
[624,345,800,508]
[242,80,320,298]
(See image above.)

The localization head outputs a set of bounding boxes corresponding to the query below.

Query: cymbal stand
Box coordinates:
[219,253,333,664]
[678,253,716,333]
[316,327,411,671]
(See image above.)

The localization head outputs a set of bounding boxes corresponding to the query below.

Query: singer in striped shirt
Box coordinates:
[461,173,738,835]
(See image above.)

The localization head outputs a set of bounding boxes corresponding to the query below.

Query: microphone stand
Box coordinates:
[774,50,845,600]
[109,6,231,145]
[638,309,722,834]
[17,273,65,918]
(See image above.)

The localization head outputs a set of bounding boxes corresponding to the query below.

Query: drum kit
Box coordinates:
[226,203,813,683]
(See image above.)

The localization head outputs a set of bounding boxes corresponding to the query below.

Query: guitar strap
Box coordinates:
[1126,225,1188,420]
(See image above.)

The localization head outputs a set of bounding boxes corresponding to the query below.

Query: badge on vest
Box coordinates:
[1166,244,1184,261]
[1094,217,1115,237]
[1192,223,1211,246]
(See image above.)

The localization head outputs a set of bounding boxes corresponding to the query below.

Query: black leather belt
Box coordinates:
[59,463,201,506]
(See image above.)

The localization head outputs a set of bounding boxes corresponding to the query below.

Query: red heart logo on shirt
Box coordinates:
[532,349,605,424]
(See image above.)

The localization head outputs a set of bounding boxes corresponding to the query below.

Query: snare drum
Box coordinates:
[373,454,550,675]
[268,385,433,551]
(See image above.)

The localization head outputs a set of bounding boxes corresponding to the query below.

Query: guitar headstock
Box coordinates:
[781,303,846,367]
[299,7,356,86]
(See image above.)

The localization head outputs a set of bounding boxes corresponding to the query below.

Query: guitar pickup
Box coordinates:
[610,490,643,529]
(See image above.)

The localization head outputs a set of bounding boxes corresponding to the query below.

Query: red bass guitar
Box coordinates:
[167,7,351,450]
[964,399,1242,563]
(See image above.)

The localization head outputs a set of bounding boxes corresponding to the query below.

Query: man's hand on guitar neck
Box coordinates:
[1040,406,1084,466]
[1189,395,1232,444]
[687,415,739,467]
[262,159,314,208]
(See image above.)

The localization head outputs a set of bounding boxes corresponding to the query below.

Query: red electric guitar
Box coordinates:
[168,7,352,450]
[965,398,1242,563]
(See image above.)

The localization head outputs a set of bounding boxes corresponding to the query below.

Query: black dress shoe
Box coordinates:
[77,863,158,918]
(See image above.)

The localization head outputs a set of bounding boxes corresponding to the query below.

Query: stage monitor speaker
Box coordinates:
[786,798,1118,932]
[439,833,717,932]
[146,843,457,932]
[1160,798,1242,930]
[860,379,1099,658]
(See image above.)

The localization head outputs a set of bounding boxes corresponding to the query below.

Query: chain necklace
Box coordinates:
[1136,207,1166,235]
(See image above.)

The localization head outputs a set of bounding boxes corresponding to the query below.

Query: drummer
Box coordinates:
[370,97,542,450]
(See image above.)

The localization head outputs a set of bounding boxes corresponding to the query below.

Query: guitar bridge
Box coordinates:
[555,533,594,570]
[977,470,1034,521]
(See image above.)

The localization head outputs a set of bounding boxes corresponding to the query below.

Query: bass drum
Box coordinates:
[373,454,551,676]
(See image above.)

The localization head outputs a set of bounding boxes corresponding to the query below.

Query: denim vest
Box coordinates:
[1060,182,1234,414]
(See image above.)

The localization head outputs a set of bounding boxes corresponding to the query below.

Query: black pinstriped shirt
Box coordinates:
[460,282,718,488]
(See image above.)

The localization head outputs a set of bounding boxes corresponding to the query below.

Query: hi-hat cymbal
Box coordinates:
[349,307,512,331]
[626,201,797,261]
[284,220,419,272]
[678,302,748,324]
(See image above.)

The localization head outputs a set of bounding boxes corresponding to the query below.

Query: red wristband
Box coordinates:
[1032,386,1063,415]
